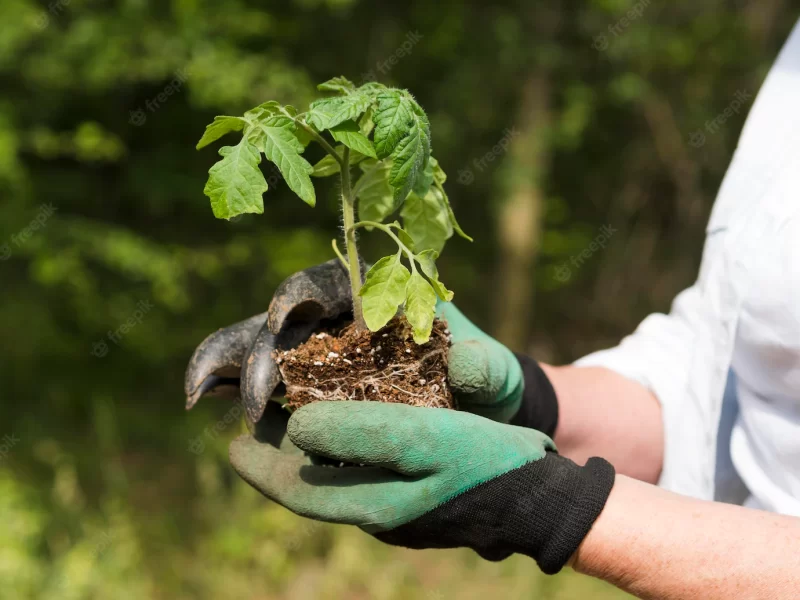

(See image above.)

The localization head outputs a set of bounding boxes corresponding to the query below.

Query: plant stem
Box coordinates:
[340,148,367,330]
[352,220,416,263]
[295,118,344,168]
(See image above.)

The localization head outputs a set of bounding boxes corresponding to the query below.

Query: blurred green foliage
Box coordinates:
[0,0,792,598]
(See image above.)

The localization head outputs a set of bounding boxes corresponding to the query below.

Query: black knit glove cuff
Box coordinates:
[375,452,615,575]
[510,354,559,437]
[518,454,615,573]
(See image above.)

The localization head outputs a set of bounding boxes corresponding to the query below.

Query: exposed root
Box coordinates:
[277,317,454,410]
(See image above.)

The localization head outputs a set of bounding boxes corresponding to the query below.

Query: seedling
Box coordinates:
[196,76,470,344]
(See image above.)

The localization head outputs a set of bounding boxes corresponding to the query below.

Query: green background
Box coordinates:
[0,1,792,598]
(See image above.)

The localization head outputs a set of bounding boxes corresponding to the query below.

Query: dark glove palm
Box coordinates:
[184,260,525,424]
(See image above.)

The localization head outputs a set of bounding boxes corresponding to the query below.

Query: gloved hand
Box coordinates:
[185,260,559,434]
[184,259,355,424]
[438,302,558,433]
[229,401,614,574]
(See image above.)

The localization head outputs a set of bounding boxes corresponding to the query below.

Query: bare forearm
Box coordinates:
[573,476,800,599]
[541,365,663,483]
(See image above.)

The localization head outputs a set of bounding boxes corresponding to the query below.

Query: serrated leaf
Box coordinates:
[360,106,375,136]
[307,93,372,131]
[436,183,473,242]
[416,249,454,302]
[404,272,437,344]
[372,91,415,159]
[373,92,431,205]
[400,188,452,252]
[357,82,389,95]
[412,156,435,196]
[196,116,244,150]
[431,157,447,185]
[246,115,316,207]
[356,161,394,222]
[244,101,282,121]
[312,146,368,177]
[389,118,429,204]
[203,138,267,220]
[359,254,410,331]
[396,228,416,253]
[318,76,356,95]
[330,121,377,158]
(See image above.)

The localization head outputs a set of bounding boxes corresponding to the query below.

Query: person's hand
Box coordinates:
[435,301,559,433]
[437,301,527,423]
[184,259,355,423]
[229,401,614,574]
[185,259,558,433]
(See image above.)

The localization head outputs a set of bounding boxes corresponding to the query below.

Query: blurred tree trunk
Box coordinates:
[493,73,550,351]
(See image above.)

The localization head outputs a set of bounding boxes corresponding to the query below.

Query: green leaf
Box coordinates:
[307,93,372,131]
[396,228,416,253]
[356,161,394,222]
[244,101,282,121]
[359,254,410,331]
[372,90,415,159]
[312,146,368,177]
[247,114,316,207]
[388,113,430,204]
[294,124,315,148]
[203,137,267,220]
[360,106,375,136]
[436,183,473,242]
[373,91,431,205]
[312,154,341,177]
[400,188,452,252]
[317,76,356,95]
[357,81,389,96]
[412,156,435,196]
[416,249,454,302]
[358,157,379,172]
[431,157,447,185]
[404,272,437,344]
[196,116,244,150]
[330,121,377,158]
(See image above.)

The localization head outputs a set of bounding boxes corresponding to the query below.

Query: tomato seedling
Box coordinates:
[197,76,470,343]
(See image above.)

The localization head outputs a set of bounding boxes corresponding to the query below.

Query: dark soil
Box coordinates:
[276,317,454,410]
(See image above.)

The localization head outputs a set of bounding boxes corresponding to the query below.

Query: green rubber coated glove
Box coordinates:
[438,302,524,423]
[230,401,614,574]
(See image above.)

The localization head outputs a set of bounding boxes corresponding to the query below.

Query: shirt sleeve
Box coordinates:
[575,18,800,499]
[574,192,738,498]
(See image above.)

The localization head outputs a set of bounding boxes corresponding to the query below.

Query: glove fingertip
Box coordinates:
[448,341,493,396]
[286,403,316,449]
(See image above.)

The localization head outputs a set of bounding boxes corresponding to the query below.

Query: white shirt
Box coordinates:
[576,20,800,515]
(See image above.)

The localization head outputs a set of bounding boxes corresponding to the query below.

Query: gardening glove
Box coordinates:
[185,259,559,434]
[229,401,615,575]
[437,302,559,435]
[184,259,355,424]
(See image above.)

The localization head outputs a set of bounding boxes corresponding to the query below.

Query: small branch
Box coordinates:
[352,220,416,262]
[295,118,343,167]
[331,238,348,269]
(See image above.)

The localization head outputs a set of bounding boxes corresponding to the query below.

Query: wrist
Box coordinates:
[504,452,616,574]
[510,355,559,436]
